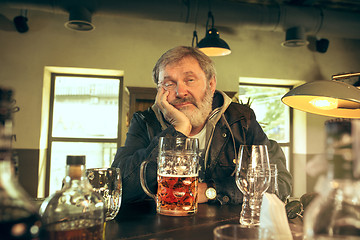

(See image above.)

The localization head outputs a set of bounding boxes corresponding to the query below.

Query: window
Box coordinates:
[47,74,123,195]
[238,79,293,171]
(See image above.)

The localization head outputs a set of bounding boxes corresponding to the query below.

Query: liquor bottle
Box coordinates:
[39,155,105,239]
[303,119,360,239]
[0,87,45,239]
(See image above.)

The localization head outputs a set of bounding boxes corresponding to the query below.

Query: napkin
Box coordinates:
[260,193,293,240]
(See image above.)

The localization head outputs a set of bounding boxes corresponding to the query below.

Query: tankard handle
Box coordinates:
[140,160,156,200]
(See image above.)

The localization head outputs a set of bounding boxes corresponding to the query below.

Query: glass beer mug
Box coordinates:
[140,137,199,216]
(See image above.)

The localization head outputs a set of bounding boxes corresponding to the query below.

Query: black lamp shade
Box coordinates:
[197,28,231,56]
[13,16,29,33]
[281,26,309,47]
[65,6,95,31]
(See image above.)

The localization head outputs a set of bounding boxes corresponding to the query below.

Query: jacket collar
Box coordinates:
[151,104,168,131]
[207,90,232,127]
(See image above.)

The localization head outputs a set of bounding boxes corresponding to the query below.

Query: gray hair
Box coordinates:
[152,46,217,85]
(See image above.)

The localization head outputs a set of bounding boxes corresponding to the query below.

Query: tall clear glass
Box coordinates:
[235,145,271,226]
[267,164,280,197]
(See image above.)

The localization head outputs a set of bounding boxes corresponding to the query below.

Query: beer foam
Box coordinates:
[158,173,198,178]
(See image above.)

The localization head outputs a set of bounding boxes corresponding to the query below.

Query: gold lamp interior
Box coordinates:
[281,79,360,118]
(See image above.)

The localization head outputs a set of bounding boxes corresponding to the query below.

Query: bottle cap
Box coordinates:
[0,87,13,102]
[66,155,85,165]
[0,87,13,122]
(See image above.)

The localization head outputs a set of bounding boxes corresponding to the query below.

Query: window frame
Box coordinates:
[239,82,294,174]
[45,73,123,196]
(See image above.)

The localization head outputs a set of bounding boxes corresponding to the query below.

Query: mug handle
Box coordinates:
[140,160,156,200]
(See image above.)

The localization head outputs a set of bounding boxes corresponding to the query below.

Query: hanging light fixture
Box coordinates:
[13,9,29,33]
[192,30,199,49]
[191,1,200,52]
[197,11,231,56]
[65,6,95,31]
[281,26,309,47]
[281,73,360,118]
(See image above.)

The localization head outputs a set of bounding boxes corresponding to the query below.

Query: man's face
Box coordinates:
[158,56,216,127]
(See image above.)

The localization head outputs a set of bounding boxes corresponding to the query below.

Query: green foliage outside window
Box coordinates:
[238,85,290,143]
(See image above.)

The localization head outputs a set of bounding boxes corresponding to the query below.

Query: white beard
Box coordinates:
[180,87,213,128]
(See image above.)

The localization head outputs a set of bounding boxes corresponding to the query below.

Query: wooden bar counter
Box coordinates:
[104,200,303,240]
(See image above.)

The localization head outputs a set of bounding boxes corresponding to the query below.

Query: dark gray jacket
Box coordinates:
[112,90,292,204]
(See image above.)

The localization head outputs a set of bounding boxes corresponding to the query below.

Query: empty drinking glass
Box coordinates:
[86,168,122,221]
[266,164,279,196]
[235,145,271,226]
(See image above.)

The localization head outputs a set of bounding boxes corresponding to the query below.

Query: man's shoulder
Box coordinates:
[224,102,254,129]
[226,102,254,117]
[136,107,162,130]
[136,107,156,121]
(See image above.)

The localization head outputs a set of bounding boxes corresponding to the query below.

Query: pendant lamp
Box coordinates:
[197,11,231,56]
[65,6,95,31]
[281,73,360,118]
[281,26,309,47]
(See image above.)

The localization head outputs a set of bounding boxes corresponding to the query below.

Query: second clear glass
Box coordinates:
[235,145,271,226]
[267,163,280,197]
[86,167,122,221]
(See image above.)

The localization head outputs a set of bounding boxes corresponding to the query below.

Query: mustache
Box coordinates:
[169,97,198,108]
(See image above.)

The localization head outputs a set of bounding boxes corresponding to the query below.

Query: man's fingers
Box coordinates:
[155,87,167,110]
[154,88,192,135]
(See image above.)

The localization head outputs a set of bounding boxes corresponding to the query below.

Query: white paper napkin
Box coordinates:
[260,193,293,240]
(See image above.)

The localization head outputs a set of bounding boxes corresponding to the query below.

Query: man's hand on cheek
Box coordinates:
[155,88,192,136]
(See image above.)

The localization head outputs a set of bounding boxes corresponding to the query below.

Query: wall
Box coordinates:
[1,6,360,198]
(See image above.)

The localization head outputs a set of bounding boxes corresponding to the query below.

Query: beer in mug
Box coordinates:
[140,137,199,216]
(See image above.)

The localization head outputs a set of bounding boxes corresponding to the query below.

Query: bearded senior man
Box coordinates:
[112,46,292,205]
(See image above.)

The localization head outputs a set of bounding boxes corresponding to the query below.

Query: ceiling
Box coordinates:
[200,0,360,39]
[227,0,360,13]
[1,0,360,40]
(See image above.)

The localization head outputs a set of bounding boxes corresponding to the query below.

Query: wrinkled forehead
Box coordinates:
[161,56,203,74]
[160,55,196,70]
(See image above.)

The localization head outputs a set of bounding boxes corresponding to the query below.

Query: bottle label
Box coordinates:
[0,122,12,161]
